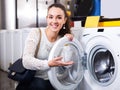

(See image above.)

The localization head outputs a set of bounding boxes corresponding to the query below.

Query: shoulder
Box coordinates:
[28,27,46,37]
[25,28,40,42]
[31,27,46,33]
[29,28,39,35]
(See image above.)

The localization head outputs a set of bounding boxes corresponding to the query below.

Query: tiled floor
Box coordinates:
[0,70,16,90]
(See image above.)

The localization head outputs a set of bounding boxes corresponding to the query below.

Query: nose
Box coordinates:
[52,18,57,23]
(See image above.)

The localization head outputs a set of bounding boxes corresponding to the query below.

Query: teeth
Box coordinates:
[53,25,58,28]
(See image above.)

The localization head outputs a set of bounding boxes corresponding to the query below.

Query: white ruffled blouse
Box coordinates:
[23,28,55,79]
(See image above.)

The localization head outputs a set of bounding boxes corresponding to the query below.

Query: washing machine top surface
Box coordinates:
[81,27,120,47]
[82,26,120,35]
[48,37,85,90]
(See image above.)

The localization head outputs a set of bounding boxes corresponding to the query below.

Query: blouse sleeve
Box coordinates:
[22,29,50,70]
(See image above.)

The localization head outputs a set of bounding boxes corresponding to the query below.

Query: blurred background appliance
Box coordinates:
[0,0,101,29]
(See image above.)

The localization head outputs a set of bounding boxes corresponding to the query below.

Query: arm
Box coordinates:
[48,56,74,67]
[48,34,74,67]
[22,29,50,70]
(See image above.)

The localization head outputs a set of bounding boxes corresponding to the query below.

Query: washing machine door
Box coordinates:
[48,37,84,90]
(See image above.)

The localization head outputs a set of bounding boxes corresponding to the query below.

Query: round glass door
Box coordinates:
[48,37,84,90]
[88,45,115,86]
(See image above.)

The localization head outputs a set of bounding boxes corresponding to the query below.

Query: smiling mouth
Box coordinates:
[52,24,59,28]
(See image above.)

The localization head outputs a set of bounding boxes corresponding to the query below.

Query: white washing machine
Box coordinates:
[46,27,120,90]
[81,27,120,90]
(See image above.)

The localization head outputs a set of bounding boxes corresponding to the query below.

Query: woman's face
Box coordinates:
[47,7,67,33]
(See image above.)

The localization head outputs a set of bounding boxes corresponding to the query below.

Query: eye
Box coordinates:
[48,16,53,19]
[57,16,62,19]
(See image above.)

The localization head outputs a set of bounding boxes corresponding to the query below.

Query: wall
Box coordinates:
[101,0,120,18]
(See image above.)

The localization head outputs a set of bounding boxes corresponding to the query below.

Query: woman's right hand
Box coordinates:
[48,56,74,67]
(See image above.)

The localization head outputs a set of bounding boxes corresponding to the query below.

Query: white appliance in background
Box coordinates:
[0,30,22,71]
[12,30,23,63]
[47,27,120,90]
[0,28,33,71]
[17,0,37,28]
[17,0,54,28]
[0,30,7,70]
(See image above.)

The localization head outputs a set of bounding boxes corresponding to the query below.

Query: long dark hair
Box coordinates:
[48,3,71,37]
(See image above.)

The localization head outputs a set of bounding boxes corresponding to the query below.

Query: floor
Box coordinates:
[0,70,16,90]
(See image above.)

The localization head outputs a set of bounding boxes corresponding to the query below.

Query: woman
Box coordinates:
[16,3,74,90]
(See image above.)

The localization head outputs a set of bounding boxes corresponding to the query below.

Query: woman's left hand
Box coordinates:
[64,34,74,41]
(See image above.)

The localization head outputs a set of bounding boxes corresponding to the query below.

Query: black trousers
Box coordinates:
[16,77,55,90]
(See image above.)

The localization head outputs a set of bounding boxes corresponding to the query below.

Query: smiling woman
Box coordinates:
[16,3,74,90]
